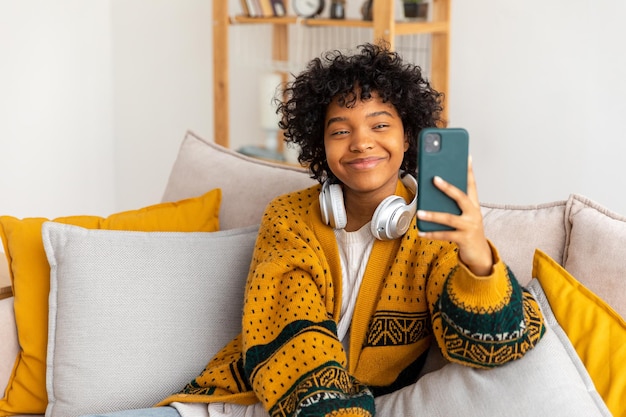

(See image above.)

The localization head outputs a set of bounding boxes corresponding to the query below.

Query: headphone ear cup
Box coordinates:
[327,184,347,229]
[371,195,405,240]
[371,195,415,240]
[319,182,347,229]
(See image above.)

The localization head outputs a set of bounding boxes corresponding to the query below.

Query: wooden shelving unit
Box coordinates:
[213,0,450,148]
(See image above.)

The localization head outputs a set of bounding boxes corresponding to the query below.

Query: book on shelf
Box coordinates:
[253,0,265,16]
[258,0,274,17]
[270,0,286,16]
[240,0,250,16]
[240,0,259,16]
[241,0,286,17]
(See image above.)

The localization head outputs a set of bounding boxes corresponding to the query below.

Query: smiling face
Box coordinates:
[324,92,409,205]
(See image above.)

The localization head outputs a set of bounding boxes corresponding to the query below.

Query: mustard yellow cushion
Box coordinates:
[533,249,626,416]
[0,189,221,416]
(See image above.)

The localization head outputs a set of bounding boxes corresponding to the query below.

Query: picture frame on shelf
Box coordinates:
[403,0,429,20]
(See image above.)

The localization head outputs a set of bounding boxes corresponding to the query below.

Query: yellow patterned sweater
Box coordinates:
[158,180,545,417]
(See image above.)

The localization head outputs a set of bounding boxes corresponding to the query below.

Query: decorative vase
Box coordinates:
[331,1,345,19]
[361,0,373,21]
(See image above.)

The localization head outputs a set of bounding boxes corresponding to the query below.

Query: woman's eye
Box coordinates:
[331,129,349,136]
[373,123,389,129]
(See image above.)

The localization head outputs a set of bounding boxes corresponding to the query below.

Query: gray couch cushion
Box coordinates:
[563,194,626,319]
[482,200,567,285]
[162,131,316,230]
[0,297,17,398]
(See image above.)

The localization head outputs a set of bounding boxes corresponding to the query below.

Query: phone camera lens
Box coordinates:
[424,133,442,153]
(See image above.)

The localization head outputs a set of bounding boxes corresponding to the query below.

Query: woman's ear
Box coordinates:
[404,135,410,152]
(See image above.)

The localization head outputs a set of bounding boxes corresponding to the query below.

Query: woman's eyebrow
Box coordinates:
[326,116,347,127]
[326,111,394,128]
[367,110,394,118]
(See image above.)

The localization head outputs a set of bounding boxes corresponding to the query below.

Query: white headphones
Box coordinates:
[319,173,417,240]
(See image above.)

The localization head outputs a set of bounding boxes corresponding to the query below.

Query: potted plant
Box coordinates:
[403,0,428,20]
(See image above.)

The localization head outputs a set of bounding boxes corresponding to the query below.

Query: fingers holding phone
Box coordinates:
[416,128,493,275]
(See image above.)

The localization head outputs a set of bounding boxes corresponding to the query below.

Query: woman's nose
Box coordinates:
[350,128,374,152]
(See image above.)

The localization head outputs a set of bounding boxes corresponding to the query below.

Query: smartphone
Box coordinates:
[417,127,469,232]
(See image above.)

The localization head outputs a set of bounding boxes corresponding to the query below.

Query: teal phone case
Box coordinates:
[417,127,469,232]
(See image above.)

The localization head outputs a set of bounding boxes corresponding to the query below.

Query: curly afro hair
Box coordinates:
[277,42,444,184]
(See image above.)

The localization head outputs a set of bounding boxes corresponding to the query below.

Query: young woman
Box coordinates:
[83,43,545,417]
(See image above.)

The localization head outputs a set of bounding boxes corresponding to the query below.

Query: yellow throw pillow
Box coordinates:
[0,189,221,416]
[533,249,626,417]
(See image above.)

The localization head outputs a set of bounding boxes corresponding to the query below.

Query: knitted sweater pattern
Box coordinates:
[159,181,545,417]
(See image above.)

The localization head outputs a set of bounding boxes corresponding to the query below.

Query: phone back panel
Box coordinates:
[417,127,469,232]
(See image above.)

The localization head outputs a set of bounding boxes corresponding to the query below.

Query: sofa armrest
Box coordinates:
[0,296,18,395]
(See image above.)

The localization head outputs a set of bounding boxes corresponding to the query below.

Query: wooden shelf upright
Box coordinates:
[212,0,450,148]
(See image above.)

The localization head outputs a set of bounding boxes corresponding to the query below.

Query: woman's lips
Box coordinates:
[346,157,384,170]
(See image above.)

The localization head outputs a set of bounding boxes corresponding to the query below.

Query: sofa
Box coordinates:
[0,130,624,417]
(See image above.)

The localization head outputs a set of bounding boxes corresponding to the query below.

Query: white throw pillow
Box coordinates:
[42,222,259,417]
[374,279,611,417]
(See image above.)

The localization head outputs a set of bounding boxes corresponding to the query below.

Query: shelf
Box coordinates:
[232,15,298,25]
[233,16,373,28]
[231,16,448,33]
[214,0,450,149]
[394,20,449,35]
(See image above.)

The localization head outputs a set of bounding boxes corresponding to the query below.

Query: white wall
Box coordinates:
[0,0,115,219]
[111,0,212,213]
[0,0,212,219]
[2,0,626,221]
[228,0,626,214]
[449,1,626,212]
